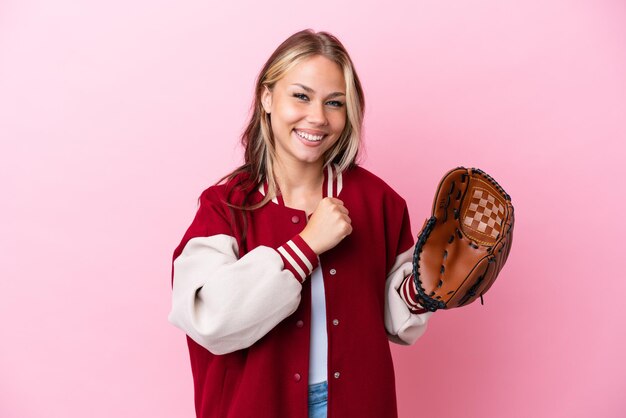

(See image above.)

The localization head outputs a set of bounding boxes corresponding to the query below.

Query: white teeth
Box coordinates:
[295,129,325,142]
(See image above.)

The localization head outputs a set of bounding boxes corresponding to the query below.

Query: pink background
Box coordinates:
[1,0,624,417]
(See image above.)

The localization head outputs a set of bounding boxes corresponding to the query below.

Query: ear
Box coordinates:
[261,85,272,114]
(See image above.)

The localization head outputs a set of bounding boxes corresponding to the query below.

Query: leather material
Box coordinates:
[412,167,514,311]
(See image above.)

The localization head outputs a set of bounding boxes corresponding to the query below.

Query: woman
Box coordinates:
[168,29,433,418]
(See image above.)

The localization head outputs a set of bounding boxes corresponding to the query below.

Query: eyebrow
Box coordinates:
[291,83,346,99]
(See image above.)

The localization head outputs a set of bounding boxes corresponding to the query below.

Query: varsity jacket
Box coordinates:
[168,164,433,418]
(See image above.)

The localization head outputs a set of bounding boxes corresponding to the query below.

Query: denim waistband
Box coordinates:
[308,380,328,404]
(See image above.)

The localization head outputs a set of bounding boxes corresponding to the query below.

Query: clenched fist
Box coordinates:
[299,197,352,255]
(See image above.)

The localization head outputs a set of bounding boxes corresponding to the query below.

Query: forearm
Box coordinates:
[168,233,318,354]
[384,246,433,345]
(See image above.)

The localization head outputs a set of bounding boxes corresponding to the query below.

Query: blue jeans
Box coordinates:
[308,381,328,418]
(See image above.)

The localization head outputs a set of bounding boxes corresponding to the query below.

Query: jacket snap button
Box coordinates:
[291,215,300,223]
[332,319,339,326]
[294,373,301,382]
[296,320,304,328]
[329,268,337,275]
[334,372,340,379]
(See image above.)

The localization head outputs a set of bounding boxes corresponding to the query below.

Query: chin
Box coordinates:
[296,156,324,164]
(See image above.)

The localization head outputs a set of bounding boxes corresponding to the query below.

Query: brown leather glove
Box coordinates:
[412,167,514,311]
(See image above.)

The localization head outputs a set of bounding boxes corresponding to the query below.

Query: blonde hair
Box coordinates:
[215,29,365,247]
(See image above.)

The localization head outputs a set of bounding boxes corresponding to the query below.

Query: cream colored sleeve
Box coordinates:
[384,246,434,345]
[168,234,315,355]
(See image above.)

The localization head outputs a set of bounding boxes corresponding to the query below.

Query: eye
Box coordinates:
[326,100,345,108]
[293,93,344,108]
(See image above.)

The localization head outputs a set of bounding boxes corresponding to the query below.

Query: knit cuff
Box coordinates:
[399,273,427,314]
[276,234,319,283]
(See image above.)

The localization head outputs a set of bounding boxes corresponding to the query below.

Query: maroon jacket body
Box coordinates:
[168,164,432,418]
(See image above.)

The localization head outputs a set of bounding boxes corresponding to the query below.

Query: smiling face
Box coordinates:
[261,54,347,169]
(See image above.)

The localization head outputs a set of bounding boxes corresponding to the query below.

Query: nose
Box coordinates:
[306,101,329,126]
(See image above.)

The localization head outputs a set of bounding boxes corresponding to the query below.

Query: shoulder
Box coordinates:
[180,171,254,241]
[198,171,255,208]
[343,165,406,204]
[343,165,413,251]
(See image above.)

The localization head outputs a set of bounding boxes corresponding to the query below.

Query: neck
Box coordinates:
[272,159,325,195]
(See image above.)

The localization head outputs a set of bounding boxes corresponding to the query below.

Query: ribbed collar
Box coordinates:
[258,163,343,206]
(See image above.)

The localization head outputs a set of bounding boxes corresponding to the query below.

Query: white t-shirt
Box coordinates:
[308,265,328,385]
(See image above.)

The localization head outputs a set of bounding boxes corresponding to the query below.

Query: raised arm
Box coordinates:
[168,188,318,355]
[384,200,434,345]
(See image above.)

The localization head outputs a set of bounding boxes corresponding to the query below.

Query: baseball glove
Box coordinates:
[412,167,514,312]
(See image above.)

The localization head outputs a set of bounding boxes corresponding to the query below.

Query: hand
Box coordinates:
[299,197,352,255]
